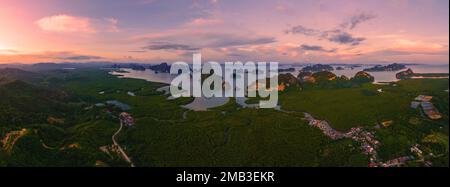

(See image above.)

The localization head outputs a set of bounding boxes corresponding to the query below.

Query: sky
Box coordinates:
[0,0,448,64]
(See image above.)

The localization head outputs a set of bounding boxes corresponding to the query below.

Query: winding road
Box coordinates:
[112,120,135,167]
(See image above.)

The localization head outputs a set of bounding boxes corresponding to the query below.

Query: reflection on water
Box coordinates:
[110,68,176,84]
[182,97,230,111]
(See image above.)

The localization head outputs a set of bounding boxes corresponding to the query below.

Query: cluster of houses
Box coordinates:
[120,112,135,127]
[303,113,345,140]
[303,113,383,166]
[380,156,414,167]
[421,102,442,120]
[411,95,442,120]
[410,144,434,167]
[344,127,380,166]
[302,112,438,167]
[1,128,28,153]
[343,128,429,167]
[410,144,423,158]
[378,144,428,167]
[375,143,432,167]
[309,119,345,140]
[100,144,123,159]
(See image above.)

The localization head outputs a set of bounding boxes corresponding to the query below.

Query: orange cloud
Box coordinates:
[392,39,446,52]
[0,51,105,64]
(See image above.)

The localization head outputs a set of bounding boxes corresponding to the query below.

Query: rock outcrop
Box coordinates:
[312,71,337,82]
[396,68,414,79]
[352,71,375,83]
[278,73,302,90]
[363,63,406,72]
[301,64,334,72]
[297,71,315,83]
[149,63,171,73]
[340,75,349,81]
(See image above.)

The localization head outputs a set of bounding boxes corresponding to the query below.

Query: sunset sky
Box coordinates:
[0,0,448,64]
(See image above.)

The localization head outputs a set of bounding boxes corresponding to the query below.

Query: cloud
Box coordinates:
[364,39,450,57]
[275,5,295,16]
[300,44,336,53]
[0,49,20,54]
[35,51,104,61]
[340,13,376,30]
[186,18,223,26]
[128,50,147,53]
[56,55,103,60]
[324,31,366,46]
[286,12,373,46]
[285,25,320,36]
[0,51,104,63]
[138,0,157,4]
[286,25,366,46]
[142,42,200,51]
[36,14,119,33]
[135,31,276,51]
[381,50,449,56]
[206,34,276,48]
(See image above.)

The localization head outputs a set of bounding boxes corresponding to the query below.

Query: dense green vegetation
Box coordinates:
[0,68,448,167]
[122,104,365,167]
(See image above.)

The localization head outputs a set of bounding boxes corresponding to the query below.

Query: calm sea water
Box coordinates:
[110,64,449,110]
[336,64,449,83]
[111,64,449,84]
[110,69,175,84]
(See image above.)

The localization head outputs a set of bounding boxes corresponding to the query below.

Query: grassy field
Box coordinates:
[122,105,367,167]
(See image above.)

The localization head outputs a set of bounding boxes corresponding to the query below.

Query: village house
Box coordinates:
[410,144,423,158]
[381,120,393,127]
[411,95,442,120]
[120,112,135,126]
[410,101,420,109]
[415,95,433,102]
[421,102,442,120]
[381,156,413,167]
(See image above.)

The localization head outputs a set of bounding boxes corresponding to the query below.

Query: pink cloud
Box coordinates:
[186,18,223,26]
[0,51,105,63]
[36,14,119,33]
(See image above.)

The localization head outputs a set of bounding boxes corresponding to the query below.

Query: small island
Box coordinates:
[301,64,334,72]
[110,63,171,73]
[279,67,296,72]
[112,70,130,74]
[111,63,146,71]
[363,63,406,72]
[396,68,449,79]
[149,62,171,73]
